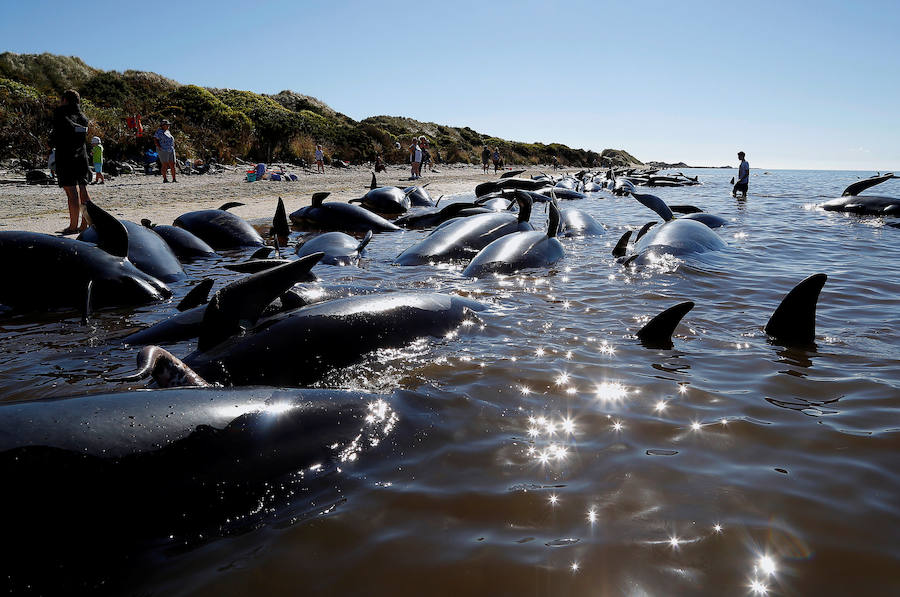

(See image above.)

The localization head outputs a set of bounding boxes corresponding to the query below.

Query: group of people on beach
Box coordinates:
[408,136,432,180]
[481,145,502,173]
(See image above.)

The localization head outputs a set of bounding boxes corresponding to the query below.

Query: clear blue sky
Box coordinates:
[3,0,898,170]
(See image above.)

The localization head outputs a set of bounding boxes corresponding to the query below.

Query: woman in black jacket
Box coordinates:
[52,89,92,234]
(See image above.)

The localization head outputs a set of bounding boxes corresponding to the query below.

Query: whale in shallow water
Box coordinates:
[140,218,216,259]
[0,385,397,594]
[174,202,266,249]
[0,230,170,312]
[394,192,534,265]
[617,191,727,265]
[462,198,565,277]
[78,202,185,282]
[290,192,400,233]
[295,230,373,265]
[347,174,412,216]
[820,173,900,215]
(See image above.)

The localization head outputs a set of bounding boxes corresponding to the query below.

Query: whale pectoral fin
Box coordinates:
[356,230,374,254]
[218,202,245,211]
[635,221,657,242]
[764,274,827,346]
[177,278,214,311]
[612,230,632,258]
[84,200,129,258]
[108,345,209,388]
[81,280,93,326]
[637,301,694,349]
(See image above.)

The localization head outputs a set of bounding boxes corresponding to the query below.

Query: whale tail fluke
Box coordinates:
[109,345,209,388]
[764,274,827,346]
[637,301,694,348]
[177,278,214,312]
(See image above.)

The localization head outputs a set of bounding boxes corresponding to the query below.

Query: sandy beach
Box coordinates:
[0,163,554,235]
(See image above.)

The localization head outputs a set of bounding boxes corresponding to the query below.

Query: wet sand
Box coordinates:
[0,164,542,234]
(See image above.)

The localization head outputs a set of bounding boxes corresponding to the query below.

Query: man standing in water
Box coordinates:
[733,151,749,198]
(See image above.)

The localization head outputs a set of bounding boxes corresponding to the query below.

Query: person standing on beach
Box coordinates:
[51,89,91,234]
[481,145,490,173]
[315,145,325,173]
[420,136,432,172]
[90,136,104,185]
[154,119,177,183]
[492,147,502,173]
[410,138,422,179]
[733,151,749,198]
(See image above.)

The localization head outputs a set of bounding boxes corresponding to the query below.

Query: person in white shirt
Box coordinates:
[315,145,325,173]
[733,151,749,198]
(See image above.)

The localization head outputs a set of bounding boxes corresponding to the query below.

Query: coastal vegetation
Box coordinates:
[0,52,643,168]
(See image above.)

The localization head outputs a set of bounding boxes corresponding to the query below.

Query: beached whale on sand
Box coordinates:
[394,192,535,265]
[290,192,400,233]
[120,292,485,387]
[820,173,900,215]
[78,202,185,282]
[462,199,565,277]
[0,230,170,312]
[174,202,266,249]
[0,384,397,594]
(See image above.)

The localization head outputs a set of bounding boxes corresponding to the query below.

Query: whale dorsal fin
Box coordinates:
[218,202,244,211]
[177,278,214,311]
[841,173,893,197]
[435,194,443,207]
[83,200,129,258]
[272,197,290,239]
[356,230,374,254]
[311,192,330,207]
[546,201,560,239]
[140,218,154,228]
[635,221,657,242]
[251,246,274,259]
[637,301,694,348]
[198,252,325,352]
[612,230,632,258]
[764,273,827,345]
[631,192,674,222]
[370,172,377,190]
[514,190,533,224]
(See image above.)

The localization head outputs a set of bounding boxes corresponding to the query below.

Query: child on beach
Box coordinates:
[315,145,325,173]
[91,136,104,184]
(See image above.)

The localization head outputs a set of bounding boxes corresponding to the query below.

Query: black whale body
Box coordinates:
[183,292,485,386]
[0,386,396,594]
[174,207,266,249]
[141,219,217,259]
[0,231,171,310]
[79,219,185,281]
[289,192,400,233]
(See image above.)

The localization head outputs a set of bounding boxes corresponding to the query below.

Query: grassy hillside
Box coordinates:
[0,52,643,168]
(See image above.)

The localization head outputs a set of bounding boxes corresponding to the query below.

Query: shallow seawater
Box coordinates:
[1,169,899,595]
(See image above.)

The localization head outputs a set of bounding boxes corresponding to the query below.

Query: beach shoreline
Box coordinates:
[0,164,570,235]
